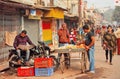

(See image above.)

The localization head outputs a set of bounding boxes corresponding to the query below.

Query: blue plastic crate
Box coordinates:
[35,67,53,76]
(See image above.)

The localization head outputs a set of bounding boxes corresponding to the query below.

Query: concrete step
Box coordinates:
[0,61,9,72]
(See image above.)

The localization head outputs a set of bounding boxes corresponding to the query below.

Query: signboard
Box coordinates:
[30,10,36,16]
[28,10,43,20]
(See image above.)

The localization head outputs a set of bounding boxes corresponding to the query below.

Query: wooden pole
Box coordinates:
[36,0,42,5]
[50,0,54,6]
[78,0,82,27]
[39,0,42,5]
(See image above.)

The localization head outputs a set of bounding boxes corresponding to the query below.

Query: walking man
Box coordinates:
[103,25,117,65]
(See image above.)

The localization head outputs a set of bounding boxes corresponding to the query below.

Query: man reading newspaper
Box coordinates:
[13,30,35,62]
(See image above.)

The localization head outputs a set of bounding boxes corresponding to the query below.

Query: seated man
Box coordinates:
[13,30,35,62]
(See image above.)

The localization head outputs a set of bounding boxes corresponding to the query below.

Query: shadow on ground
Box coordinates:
[76,67,106,79]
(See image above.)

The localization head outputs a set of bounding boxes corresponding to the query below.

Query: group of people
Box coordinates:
[57,23,120,74]
[58,23,95,73]
[13,22,119,74]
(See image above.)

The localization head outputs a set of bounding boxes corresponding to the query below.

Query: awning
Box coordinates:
[33,5,51,11]
[0,0,32,9]
[9,0,35,5]
[43,6,67,11]
[43,6,67,19]
[64,13,78,21]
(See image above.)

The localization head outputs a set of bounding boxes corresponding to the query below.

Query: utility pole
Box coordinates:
[78,0,83,27]
[50,0,54,6]
[39,0,42,5]
[37,0,42,5]
[66,0,70,12]
[67,0,68,9]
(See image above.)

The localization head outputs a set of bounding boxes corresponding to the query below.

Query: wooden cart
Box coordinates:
[54,48,88,73]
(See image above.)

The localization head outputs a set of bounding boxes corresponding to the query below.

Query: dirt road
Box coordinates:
[0,39,120,79]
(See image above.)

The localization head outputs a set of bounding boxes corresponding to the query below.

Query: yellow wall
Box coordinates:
[42,29,52,41]
[44,8,64,19]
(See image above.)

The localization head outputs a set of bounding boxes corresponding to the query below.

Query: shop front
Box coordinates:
[0,1,31,62]
[42,7,66,48]
[64,13,79,31]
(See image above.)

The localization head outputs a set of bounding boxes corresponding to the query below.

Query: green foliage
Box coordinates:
[112,6,120,22]
[104,9,114,22]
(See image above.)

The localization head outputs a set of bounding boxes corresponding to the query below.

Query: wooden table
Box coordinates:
[54,48,88,73]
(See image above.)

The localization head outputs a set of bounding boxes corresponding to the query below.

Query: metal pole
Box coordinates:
[21,16,24,30]
[67,0,68,9]
[2,12,5,62]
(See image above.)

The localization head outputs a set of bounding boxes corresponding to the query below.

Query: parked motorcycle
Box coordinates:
[8,41,59,71]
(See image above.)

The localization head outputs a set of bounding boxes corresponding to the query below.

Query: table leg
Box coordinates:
[80,51,87,73]
[58,53,71,73]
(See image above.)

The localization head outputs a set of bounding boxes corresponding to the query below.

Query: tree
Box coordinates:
[104,9,114,23]
[112,6,120,23]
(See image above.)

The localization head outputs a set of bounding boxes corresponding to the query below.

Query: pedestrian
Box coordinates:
[69,28,76,45]
[58,23,70,66]
[103,25,117,65]
[101,26,106,46]
[81,24,95,73]
[95,27,101,41]
[114,25,120,55]
[90,23,95,35]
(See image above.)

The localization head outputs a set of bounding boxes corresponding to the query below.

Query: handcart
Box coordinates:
[54,48,88,73]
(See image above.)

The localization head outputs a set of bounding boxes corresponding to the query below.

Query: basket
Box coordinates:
[35,68,53,76]
[17,66,34,76]
[34,58,53,68]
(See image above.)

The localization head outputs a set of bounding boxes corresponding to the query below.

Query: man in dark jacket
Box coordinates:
[13,30,34,61]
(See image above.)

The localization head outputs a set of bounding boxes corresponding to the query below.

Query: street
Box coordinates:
[0,0,120,79]
[0,38,120,79]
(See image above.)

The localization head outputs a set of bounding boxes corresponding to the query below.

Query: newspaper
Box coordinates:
[18,45,34,50]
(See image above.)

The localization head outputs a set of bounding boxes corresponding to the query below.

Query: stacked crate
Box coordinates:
[34,57,54,76]
[17,66,34,76]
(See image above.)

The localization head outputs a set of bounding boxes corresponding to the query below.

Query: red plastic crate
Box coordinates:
[34,58,53,68]
[17,66,34,77]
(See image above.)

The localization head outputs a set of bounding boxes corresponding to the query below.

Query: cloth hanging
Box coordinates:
[5,31,17,46]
